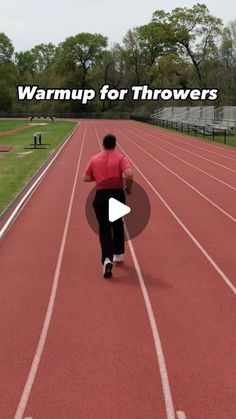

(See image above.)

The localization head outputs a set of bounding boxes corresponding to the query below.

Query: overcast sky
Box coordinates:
[1,0,236,52]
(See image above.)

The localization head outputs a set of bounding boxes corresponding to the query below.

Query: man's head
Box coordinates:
[103,133,116,150]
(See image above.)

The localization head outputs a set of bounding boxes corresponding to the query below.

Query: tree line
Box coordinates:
[0,3,236,116]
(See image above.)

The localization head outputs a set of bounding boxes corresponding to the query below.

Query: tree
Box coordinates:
[121,24,177,85]
[138,21,177,67]
[122,28,146,84]
[0,33,16,112]
[219,21,236,104]
[0,32,14,62]
[55,33,108,87]
[30,43,56,73]
[16,51,36,81]
[155,53,192,88]
[152,4,223,87]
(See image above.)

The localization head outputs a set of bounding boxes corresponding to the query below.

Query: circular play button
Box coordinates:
[85,178,151,240]
[108,198,131,222]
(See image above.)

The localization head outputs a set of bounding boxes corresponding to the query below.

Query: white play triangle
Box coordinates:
[108,198,131,222]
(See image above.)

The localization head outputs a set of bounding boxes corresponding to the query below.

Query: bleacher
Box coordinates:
[150,106,236,136]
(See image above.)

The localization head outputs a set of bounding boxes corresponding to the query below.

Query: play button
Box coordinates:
[85,177,151,240]
[109,198,131,222]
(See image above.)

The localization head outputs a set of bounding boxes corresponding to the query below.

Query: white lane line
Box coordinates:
[132,122,236,161]
[121,124,236,192]
[14,124,87,419]
[0,124,79,240]
[109,125,236,224]
[126,227,176,419]
[176,411,187,419]
[95,124,181,419]
[101,121,236,296]
[132,124,236,173]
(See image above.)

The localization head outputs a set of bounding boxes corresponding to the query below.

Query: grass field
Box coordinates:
[0,120,31,132]
[0,120,76,215]
[196,132,236,147]
[179,128,236,147]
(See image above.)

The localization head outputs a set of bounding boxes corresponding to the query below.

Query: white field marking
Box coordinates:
[17,151,34,158]
[94,123,181,419]
[131,124,236,173]
[14,124,87,419]
[0,124,79,240]
[132,121,236,161]
[109,125,236,224]
[176,411,187,419]
[120,125,236,192]
[31,123,47,125]
[101,121,236,296]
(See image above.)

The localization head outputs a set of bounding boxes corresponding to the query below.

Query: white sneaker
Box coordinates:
[113,254,124,263]
[103,258,113,278]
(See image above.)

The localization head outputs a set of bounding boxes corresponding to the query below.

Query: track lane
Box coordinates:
[102,120,236,291]
[132,121,236,161]
[14,123,87,419]
[113,123,236,225]
[0,123,85,418]
[0,120,235,418]
[120,122,236,191]
[127,122,236,183]
[94,124,180,419]
[21,121,170,419]
[100,120,236,418]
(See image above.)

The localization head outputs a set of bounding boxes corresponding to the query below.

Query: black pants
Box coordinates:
[93,189,125,264]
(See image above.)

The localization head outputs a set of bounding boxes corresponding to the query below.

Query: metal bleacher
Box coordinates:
[150,106,236,136]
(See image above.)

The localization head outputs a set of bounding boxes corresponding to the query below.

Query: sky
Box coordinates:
[1,0,236,52]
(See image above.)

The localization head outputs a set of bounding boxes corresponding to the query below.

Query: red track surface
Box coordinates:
[0,120,235,419]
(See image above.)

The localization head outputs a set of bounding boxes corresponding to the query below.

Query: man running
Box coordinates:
[83,133,133,278]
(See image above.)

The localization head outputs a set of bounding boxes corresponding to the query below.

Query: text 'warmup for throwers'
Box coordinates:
[17,84,219,103]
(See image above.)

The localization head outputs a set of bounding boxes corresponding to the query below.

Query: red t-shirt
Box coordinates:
[84,150,131,189]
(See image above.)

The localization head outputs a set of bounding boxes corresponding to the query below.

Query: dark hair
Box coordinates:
[103,133,116,150]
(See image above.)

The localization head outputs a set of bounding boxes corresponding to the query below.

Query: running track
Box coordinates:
[0,120,235,419]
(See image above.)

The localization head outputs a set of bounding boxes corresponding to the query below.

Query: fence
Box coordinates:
[0,112,132,120]
[131,113,230,145]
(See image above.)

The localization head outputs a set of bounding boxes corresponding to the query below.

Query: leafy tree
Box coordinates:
[219,21,236,104]
[122,28,147,84]
[16,51,36,81]
[138,22,177,67]
[221,21,236,66]
[0,33,16,112]
[155,53,193,88]
[0,32,14,62]
[152,4,223,87]
[16,43,56,86]
[55,33,108,87]
[30,43,56,73]
[228,20,236,52]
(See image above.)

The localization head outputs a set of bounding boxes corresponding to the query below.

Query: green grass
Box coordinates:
[174,127,236,148]
[196,132,236,148]
[0,120,76,215]
[0,119,30,132]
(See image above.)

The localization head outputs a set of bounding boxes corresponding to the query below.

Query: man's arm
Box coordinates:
[83,173,94,182]
[122,168,134,194]
[83,159,95,182]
